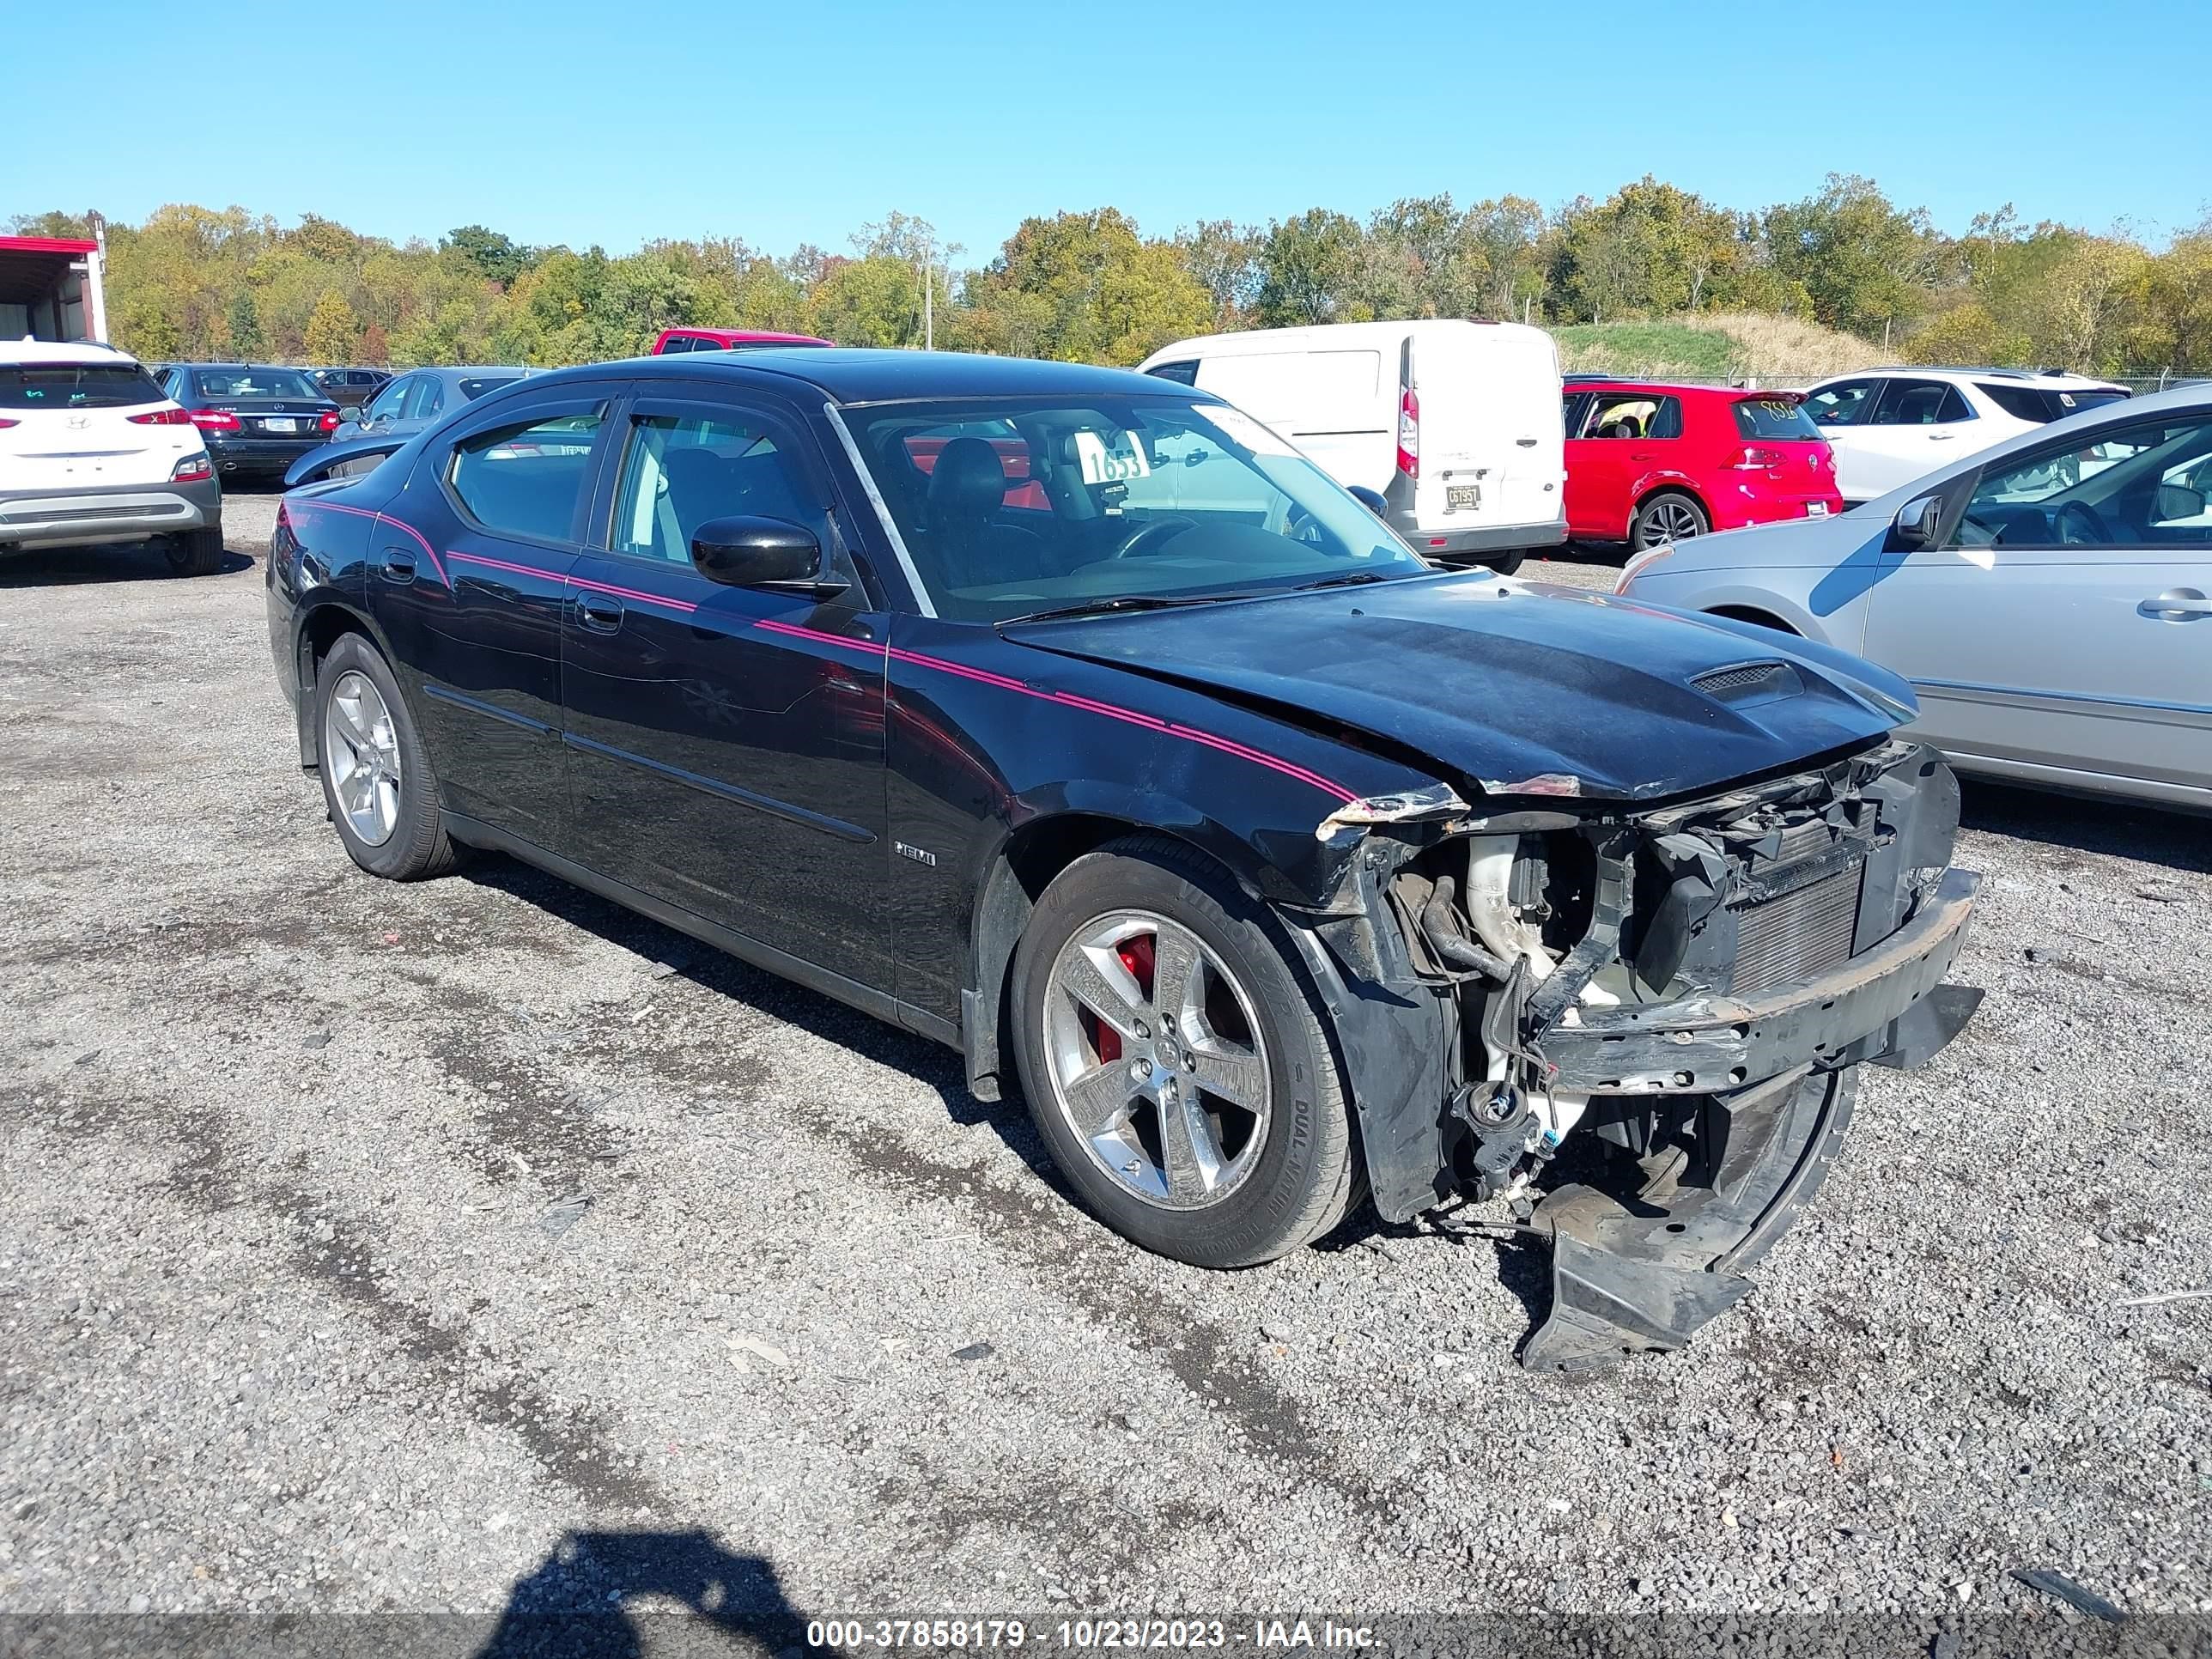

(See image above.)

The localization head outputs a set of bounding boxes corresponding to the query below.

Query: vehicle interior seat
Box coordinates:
[1889,387,1946,424]
[658,446,736,556]
[924,435,1048,591]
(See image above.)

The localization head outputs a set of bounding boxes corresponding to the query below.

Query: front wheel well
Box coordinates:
[1705,605,1802,636]
[965,813,1241,1101]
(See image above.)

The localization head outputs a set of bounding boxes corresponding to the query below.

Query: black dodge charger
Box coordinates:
[268,349,1981,1369]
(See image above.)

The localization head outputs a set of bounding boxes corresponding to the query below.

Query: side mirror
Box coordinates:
[2155,482,2206,523]
[1890,492,1943,551]
[691,515,843,594]
[1346,484,1389,518]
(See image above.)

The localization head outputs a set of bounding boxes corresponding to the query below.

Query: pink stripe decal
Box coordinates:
[448,553,698,617]
[288,498,448,586]
[756,617,885,655]
[393,538,1353,802]
[447,550,546,582]
[878,643,1357,804]
[569,573,698,613]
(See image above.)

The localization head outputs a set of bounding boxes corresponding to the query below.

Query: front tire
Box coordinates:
[1630,491,1708,551]
[1011,835,1360,1267]
[313,632,459,881]
[165,526,223,576]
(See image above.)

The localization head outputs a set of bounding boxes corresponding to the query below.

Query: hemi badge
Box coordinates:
[896,842,938,867]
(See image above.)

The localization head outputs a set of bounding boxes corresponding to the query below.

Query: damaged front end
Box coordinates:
[1321,738,1983,1371]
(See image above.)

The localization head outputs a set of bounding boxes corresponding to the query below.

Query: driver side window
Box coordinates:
[364,376,411,423]
[1951,416,2212,549]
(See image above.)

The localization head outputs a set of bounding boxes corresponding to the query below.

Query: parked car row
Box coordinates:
[1617,381,2211,813]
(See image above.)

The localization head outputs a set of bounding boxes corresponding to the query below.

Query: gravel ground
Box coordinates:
[2,502,2209,1644]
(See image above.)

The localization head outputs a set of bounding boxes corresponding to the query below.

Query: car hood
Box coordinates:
[1005,573,1917,803]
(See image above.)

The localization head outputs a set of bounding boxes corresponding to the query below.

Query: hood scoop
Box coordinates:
[1691,660,1802,706]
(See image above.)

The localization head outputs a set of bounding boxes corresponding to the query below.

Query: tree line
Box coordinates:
[11,173,2211,374]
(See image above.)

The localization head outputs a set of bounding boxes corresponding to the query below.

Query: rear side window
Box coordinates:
[447,410,606,543]
[658,335,696,353]
[1585,395,1679,439]
[0,363,167,409]
[1147,360,1199,386]
[1976,382,2130,422]
[1871,380,1972,425]
[1733,398,1822,441]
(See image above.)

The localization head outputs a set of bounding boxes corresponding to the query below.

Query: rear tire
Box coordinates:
[1630,491,1708,552]
[1011,835,1361,1268]
[313,632,459,881]
[165,527,223,576]
[1484,550,1527,576]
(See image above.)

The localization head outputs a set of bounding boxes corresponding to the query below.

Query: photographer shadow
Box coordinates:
[475,1529,809,1659]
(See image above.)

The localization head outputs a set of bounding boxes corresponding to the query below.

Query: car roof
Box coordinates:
[530,348,1182,405]
[1,339,140,367]
[665,327,832,345]
[1816,365,2127,391]
[1140,317,1551,368]
[1571,380,1784,400]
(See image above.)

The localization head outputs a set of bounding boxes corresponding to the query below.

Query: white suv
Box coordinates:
[1800,367,2130,503]
[0,340,224,574]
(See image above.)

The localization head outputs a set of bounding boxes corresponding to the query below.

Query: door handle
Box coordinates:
[1629,451,1656,461]
[380,551,416,584]
[575,593,624,633]
[1516,437,1538,447]
[2138,588,2212,620]
[1928,433,1958,441]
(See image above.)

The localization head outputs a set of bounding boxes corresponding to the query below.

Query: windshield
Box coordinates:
[847,395,1428,623]
[0,364,166,410]
[191,367,324,400]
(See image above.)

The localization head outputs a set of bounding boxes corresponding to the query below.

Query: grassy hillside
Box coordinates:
[1553,313,1888,386]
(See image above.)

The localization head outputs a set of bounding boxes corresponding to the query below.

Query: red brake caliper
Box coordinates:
[1086,933,1156,1066]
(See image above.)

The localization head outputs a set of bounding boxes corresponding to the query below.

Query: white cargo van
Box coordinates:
[1139,319,1565,570]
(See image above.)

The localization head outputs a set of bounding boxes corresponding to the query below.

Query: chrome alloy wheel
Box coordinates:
[1042,910,1273,1211]
[323,669,403,848]
[1642,497,1704,544]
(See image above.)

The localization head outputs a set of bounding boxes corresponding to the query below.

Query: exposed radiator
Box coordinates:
[1730,858,1864,994]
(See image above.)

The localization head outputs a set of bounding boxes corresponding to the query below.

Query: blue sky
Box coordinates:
[7,0,2207,258]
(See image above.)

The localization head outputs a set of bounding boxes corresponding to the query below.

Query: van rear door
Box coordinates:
[1194,348,1393,490]
[1407,324,1563,537]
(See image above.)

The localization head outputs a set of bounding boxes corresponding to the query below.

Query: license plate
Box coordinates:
[1805,501,1830,517]
[1447,483,1481,511]
[262,417,298,434]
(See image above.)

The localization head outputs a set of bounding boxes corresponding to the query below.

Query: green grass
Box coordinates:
[1550,313,1887,385]
[1552,320,1737,381]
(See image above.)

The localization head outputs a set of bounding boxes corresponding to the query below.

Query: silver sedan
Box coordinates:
[1615,383,2212,813]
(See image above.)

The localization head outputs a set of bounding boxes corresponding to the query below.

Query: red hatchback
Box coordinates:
[651,327,834,353]
[1561,381,1842,551]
